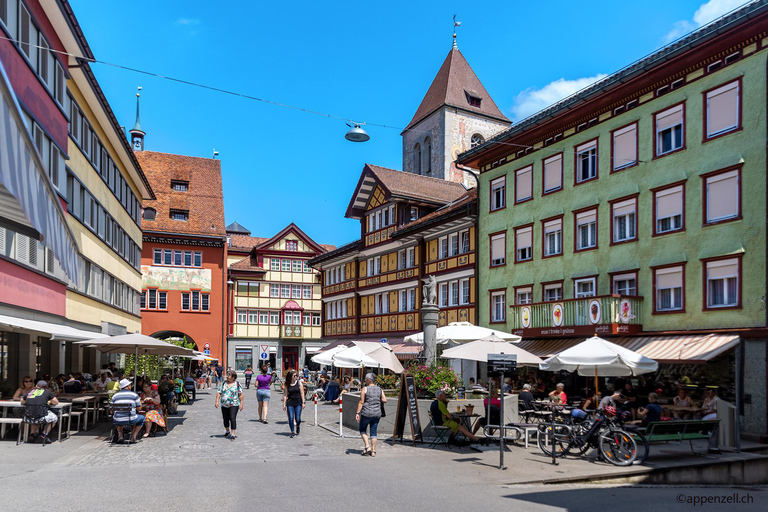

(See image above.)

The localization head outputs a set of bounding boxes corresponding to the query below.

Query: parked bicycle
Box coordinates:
[537,406,638,466]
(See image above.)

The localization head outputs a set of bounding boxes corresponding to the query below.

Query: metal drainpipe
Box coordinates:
[763,56,768,443]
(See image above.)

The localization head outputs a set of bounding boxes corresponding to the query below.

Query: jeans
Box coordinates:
[358,415,380,438]
[221,406,239,431]
[286,404,303,433]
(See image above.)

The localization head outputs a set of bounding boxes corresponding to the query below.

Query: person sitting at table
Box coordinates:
[54,374,66,396]
[623,381,639,420]
[673,388,693,419]
[184,374,196,400]
[93,372,112,392]
[502,377,514,394]
[20,380,59,444]
[548,383,567,405]
[700,388,721,453]
[632,392,662,426]
[533,378,547,399]
[469,377,486,390]
[433,390,484,444]
[111,378,145,444]
[324,377,341,402]
[106,373,122,392]
[139,381,166,437]
[473,390,501,436]
[580,392,602,412]
[331,375,353,404]
[13,376,35,400]
[518,383,536,421]
[157,375,175,405]
[42,374,59,397]
[62,374,83,394]
[599,390,626,411]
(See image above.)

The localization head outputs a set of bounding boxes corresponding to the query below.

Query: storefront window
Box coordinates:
[235,346,253,372]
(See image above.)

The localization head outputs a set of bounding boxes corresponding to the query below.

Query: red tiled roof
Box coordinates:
[136,151,225,237]
[229,256,267,273]
[395,188,476,234]
[404,48,509,132]
[321,244,337,252]
[229,234,269,253]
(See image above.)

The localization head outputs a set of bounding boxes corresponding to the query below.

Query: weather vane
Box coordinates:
[453,15,461,49]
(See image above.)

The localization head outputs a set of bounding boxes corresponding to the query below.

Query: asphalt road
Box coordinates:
[0,389,764,511]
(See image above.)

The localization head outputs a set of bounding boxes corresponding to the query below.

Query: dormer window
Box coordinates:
[171,180,189,191]
[465,91,482,107]
[170,209,189,221]
[143,207,156,220]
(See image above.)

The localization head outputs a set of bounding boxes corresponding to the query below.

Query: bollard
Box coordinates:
[339,394,343,437]
[314,394,318,426]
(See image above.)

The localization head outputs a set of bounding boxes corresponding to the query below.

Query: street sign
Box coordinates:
[204,343,210,349]
[260,344,270,360]
[487,353,517,374]
[204,349,210,355]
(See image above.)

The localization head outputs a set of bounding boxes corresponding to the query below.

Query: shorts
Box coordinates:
[41,411,58,423]
[443,418,460,434]
[257,389,271,402]
[114,414,145,427]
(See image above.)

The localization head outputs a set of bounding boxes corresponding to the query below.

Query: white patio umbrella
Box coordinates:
[333,342,404,373]
[311,344,351,366]
[539,335,659,396]
[440,334,544,366]
[75,333,195,388]
[404,322,521,345]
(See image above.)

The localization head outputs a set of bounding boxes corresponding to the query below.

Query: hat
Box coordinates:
[36,380,47,388]
[118,378,132,389]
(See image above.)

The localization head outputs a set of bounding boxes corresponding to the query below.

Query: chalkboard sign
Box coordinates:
[457,387,466,400]
[392,373,423,445]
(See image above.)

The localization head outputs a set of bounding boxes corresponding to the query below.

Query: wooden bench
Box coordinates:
[638,419,720,455]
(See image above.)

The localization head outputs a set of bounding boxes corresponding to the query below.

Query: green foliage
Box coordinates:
[405,361,459,397]
[375,373,399,390]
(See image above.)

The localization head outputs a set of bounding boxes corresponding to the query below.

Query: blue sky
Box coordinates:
[70,0,749,248]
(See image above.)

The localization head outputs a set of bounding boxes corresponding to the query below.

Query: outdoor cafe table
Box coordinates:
[451,412,481,433]
[57,394,100,430]
[662,405,701,418]
[0,400,72,442]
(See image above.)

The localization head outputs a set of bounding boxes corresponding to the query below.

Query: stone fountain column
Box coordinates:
[421,303,439,366]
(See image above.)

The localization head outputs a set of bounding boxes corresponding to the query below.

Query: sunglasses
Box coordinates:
[23,380,33,383]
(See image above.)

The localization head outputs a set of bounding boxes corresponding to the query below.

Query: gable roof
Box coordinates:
[225,221,251,235]
[345,164,467,219]
[229,256,267,273]
[136,151,225,238]
[252,223,330,256]
[229,234,269,253]
[403,48,509,133]
[394,188,477,236]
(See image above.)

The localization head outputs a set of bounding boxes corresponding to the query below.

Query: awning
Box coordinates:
[305,346,322,354]
[388,341,422,360]
[0,59,79,282]
[270,346,277,354]
[0,314,109,341]
[517,334,740,364]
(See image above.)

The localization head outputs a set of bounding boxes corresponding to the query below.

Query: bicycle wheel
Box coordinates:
[598,428,637,466]
[537,423,571,458]
[625,428,649,465]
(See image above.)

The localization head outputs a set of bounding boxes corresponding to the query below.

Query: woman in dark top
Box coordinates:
[282,370,305,438]
[356,373,387,457]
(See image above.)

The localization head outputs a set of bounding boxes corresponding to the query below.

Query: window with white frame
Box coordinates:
[148,289,157,309]
[153,249,162,265]
[460,279,470,305]
[576,140,597,182]
[439,236,448,259]
[706,258,739,307]
[490,176,506,211]
[270,284,279,297]
[184,251,192,266]
[491,291,506,322]
[449,280,459,307]
[281,259,291,272]
[173,250,182,266]
[516,287,532,305]
[303,285,312,299]
[655,266,684,311]
[612,123,637,170]
[304,261,311,273]
[410,207,418,222]
[612,198,636,242]
[408,288,416,311]
[655,185,684,233]
[237,310,248,323]
[705,169,739,223]
[291,285,301,299]
[449,233,459,257]
[194,252,202,267]
[490,233,506,267]
[398,249,406,270]
[515,166,533,203]
[399,290,407,312]
[271,258,280,271]
[367,258,374,277]
[543,218,562,257]
[248,311,259,324]
[293,260,302,273]
[460,230,470,254]
[374,256,381,275]
[515,226,532,262]
[439,282,448,307]
[574,278,596,298]
[576,210,597,250]
[656,104,684,155]
[303,313,311,326]
[613,273,637,296]
[286,240,298,251]
[544,283,563,302]
[281,284,290,298]
[259,311,269,324]
[407,247,416,268]
[269,312,279,324]
[705,80,740,139]
[312,313,321,326]
[543,154,563,193]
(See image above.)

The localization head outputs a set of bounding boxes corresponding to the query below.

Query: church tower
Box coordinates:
[130,87,145,152]
[402,42,509,185]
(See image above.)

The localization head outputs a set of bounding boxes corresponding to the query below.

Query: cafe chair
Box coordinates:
[109,403,136,446]
[427,410,453,449]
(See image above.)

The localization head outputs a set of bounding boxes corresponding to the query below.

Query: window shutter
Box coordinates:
[707,259,738,279]
[613,199,635,216]
[516,167,533,202]
[16,234,29,264]
[656,105,683,131]
[516,227,532,248]
[576,210,597,224]
[707,171,738,221]
[656,186,683,218]
[490,234,505,262]
[0,227,5,256]
[707,82,738,136]
[613,124,636,169]
[544,218,561,233]
[543,155,562,192]
[657,268,682,288]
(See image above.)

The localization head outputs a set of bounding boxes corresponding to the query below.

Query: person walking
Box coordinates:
[282,370,305,438]
[356,373,387,457]
[215,370,243,440]
[205,366,212,389]
[244,366,254,389]
[256,365,272,423]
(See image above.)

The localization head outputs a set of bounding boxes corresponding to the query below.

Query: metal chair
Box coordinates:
[109,403,136,445]
[427,410,453,449]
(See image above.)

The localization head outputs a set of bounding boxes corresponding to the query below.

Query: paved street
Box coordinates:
[0,388,765,511]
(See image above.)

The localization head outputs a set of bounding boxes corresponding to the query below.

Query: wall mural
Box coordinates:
[141,266,212,291]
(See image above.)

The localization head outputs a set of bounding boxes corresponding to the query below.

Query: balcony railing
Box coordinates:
[508,295,643,337]
[282,325,303,338]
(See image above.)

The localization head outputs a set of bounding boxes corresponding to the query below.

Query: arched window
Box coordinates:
[471,133,485,148]
[425,137,432,174]
[415,143,421,175]
[143,208,156,221]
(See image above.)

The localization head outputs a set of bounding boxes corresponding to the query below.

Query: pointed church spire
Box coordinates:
[130,87,145,151]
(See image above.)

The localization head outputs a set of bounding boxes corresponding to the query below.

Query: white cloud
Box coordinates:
[510,74,608,122]
[177,18,200,25]
[663,0,751,43]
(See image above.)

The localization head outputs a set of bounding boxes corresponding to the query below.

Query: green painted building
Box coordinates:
[457,1,768,437]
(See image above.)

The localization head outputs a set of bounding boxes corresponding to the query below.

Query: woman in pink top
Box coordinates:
[255,365,273,423]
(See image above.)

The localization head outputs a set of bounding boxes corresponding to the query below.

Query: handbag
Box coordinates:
[379,389,386,417]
